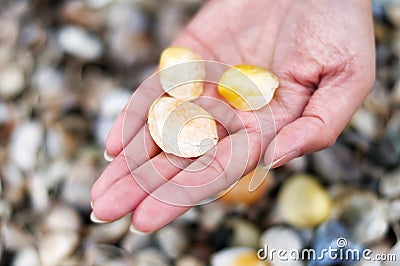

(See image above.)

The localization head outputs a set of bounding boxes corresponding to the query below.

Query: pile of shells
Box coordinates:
[0,0,400,265]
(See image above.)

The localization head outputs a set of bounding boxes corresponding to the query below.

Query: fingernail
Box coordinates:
[104,150,115,162]
[90,211,109,224]
[90,201,94,209]
[129,224,149,235]
[264,151,298,170]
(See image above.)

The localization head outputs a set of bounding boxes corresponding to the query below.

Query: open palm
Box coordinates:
[91,0,375,232]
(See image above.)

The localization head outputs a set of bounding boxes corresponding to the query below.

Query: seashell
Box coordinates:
[278,173,332,228]
[259,225,303,266]
[159,47,205,99]
[156,225,189,258]
[148,96,218,158]
[218,65,279,111]
[229,219,260,249]
[44,205,82,232]
[176,256,206,266]
[3,223,35,251]
[27,174,49,212]
[199,201,227,231]
[84,243,131,266]
[38,230,79,266]
[383,241,400,266]
[86,215,131,244]
[0,63,26,99]
[334,191,388,244]
[134,248,169,266]
[380,169,400,199]
[57,26,102,60]
[10,121,44,172]
[12,246,41,266]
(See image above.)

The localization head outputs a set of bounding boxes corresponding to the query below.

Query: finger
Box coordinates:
[92,152,192,221]
[132,131,265,232]
[265,72,375,168]
[92,126,159,201]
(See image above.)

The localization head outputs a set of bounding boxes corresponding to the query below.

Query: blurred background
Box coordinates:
[0,0,400,265]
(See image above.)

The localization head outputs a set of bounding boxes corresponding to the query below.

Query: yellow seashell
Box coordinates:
[159,47,205,100]
[218,65,279,111]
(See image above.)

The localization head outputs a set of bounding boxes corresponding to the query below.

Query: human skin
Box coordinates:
[91,0,375,232]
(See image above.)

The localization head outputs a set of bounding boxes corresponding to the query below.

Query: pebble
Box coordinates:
[57,26,102,60]
[379,169,400,198]
[334,191,388,244]
[259,226,303,266]
[156,224,188,258]
[38,230,79,266]
[277,174,332,228]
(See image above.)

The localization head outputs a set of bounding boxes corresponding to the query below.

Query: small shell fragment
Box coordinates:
[217,65,279,111]
[148,96,218,158]
[159,47,205,100]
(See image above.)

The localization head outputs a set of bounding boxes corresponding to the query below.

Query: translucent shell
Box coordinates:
[217,65,279,111]
[148,96,218,158]
[159,47,205,100]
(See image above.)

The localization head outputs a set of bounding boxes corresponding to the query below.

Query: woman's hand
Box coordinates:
[91,0,375,232]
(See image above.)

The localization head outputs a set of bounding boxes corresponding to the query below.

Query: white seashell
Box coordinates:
[12,246,41,266]
[10,121,43,172]
[44,205,82,232]
[0,64,25,99]
[148,96,218,158]
[57,26,102,60]
[27,174,49,212]
[38,230,79,266]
